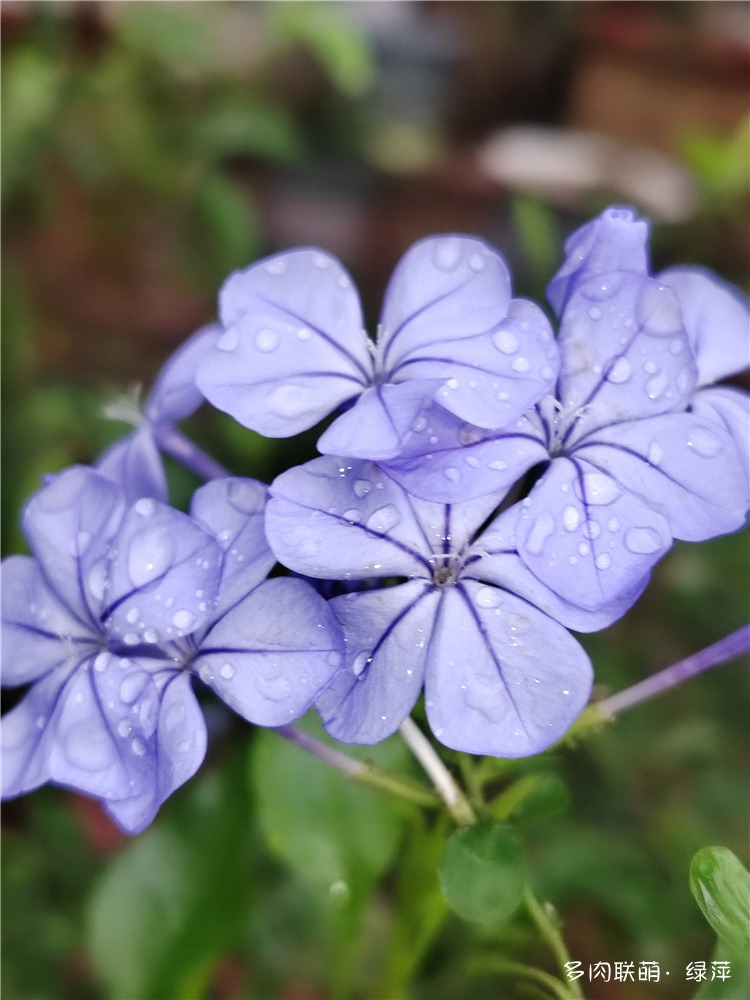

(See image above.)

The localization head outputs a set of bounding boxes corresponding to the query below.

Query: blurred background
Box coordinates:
[2,3,749,999]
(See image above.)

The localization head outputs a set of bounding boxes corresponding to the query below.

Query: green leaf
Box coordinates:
[489,772,570,826]
[250,713,409,909]
[690,847,750,960]
[693,941,750,1000]
[88,763,253,1000]
[438,820,525,925]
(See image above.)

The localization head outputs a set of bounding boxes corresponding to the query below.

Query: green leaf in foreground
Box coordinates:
[438,820,525,925]
[689,846,750,960]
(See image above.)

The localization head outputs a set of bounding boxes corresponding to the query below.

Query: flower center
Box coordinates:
[430,554,461,588]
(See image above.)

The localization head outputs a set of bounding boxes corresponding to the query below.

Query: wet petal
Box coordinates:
[577,412,750,542]
[145,323,220,425]
[424,583,592,756]
[197,249,373,436]
[547,205,649,316]
[195,577,344,727]
[266,457,433,580]
[513,457,671,611]
[191,477,274,613]
[317,582,436,744]
[22,467,126,628]
[96,428,168,504]
[658,267,749,386]
[105,671,207,834]
[1,652,163,804]
[382,405,548,503]
[103,500,222,645]
[1,556,94,686]
[557,271,698,433]
[397,297,558,430]
[317,380,443,461]
[691,387,750,479]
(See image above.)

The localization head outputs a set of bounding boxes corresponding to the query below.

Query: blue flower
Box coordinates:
[196,236,559,460]
[96,323,220,502]
[382,208,749,612]
[266,456,597,757]
[1,467,343,832]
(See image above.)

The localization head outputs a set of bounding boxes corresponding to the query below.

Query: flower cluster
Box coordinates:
[3,206,748,831]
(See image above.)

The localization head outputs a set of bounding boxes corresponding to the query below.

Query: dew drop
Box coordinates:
[297,326,312,341]
[687,426,723,458]
[312,253,331,269]
[143,627,160,644]
[582,520,601,540]
[525,511,556,555]
[254,327,279,352]
[577,541,590,556]
[327,651,342,668]
[605,356,631,383]
[588,306,602,320]
[493,329,520,355]
[595,553,611,570]
[117,719,131,738]
[127,527,175,587]
[94,651,109,672]
[489,459,508,471]
[562,505,580,532]
[173,609,196,630]
[511,356,530,373]
[464,455,480,469]
[220,662,236,680]
[444,466,461,483]
[647,442,662,465]
[120,671,150,705]
[216,327,239,352]
[265,257,287,275]
[669,338,684,355]
[607,516,620,531]
[134,498,156,517]
[366,505,401,532]
[353,478,372,498]
[475,587,502,609]
[468,252,485,272]
[342,508,362,522]
[411,416,428,433]
[624,526,663,554]
[87,561,107,601]
[131,737,147,757]
[575,472,620,505]
[432,237,462,272]
[646,371,669,399]
[353,651,372,677]
[126,607,139,624]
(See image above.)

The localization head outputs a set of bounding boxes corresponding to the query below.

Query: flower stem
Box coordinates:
[273,724,439,810]
[524,887,584,1000]
[470,956,579,1000]
[596,624,750,719]
[157,425,231,481]
[399,717,476,826]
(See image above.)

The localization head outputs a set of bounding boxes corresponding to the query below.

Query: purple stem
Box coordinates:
[157,425,231,481]
[597,625,750,718]
[273,724,363,777]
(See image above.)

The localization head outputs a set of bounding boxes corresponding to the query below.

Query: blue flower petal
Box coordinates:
[424,582,592,756]
[195,577,344,727]
[317,582,436,743]
[96,428,168,504]
[145,323,220,425]
[102,499,222,645]
[190,477,275,614]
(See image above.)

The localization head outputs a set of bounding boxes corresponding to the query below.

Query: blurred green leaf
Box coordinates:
[690,846,750,960]
[489,772,570,826]
[250,713,408,908]
[438,821,525,925]
[88,763,253,1000]
[194,173,259,279]
[195,100,304,164]
[693,940,750,1000]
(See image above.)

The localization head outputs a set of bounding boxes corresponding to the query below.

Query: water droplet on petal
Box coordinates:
[131,737,147,757]
[143,627,160,644]
[646,371,669,399]
[342,508,362,522]
[134,498,156,517]
[117,719,131,738]
[588,306,602,320]
[220,662,236,679]
[525,511,556,555]
[464,455,480,469]
[127,527,175,587]
[353,651,372,677]
[64,724,114,770]
[265,257,287,275]
[254,327,279,352]
[312,253,331,269]
[216,327,239,352]
[366,505,401,532]
[469,252,485,272]
[595,553,611,570]
[444,466,461,483]
[297,326,312,341]
[432,237,462,272]
[511,356,530,373]
[624,526,663,554]
[575,472,620,506]
[493,329,519,355]
[87,561,107,601]
[607,516,620,531]
[353,478,372,498]
[120,671,151,705]
[605,357,631,383]
[94,651,109,672]
[173,609,196,630]
[648,442,662,465]
[489,459,508,471]
[562,505,580,532]
[126,607,139,624]
[582,520,601,540]
[669,338,684,355]
[475,587,502,608]
[687,426,723,458]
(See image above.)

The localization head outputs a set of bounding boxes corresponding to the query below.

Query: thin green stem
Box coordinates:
[470,956,577,1000]
[524,887,584,1000]
[399,717,477,825]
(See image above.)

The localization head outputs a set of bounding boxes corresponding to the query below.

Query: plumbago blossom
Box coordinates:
[1,467,343,833]
[2,204,748,830]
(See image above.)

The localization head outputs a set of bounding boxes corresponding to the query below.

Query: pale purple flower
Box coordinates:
[1,466,343,832]
[382,208,749,612]
[196,236,559,460]
[265,455,604,757]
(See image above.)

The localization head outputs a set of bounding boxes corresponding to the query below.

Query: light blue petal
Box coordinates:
[145,323,220,425]
[96,428,168,504]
